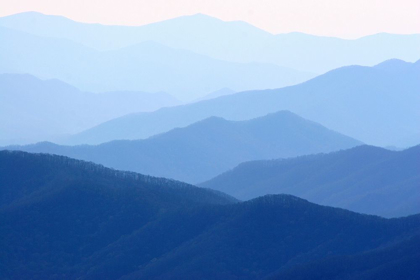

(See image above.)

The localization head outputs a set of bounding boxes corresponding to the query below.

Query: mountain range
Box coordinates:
[0,12,419,73]
[0,73,180,145]
[0,25,314,100]
[1,9,419,280]
[200,145,420,217]
[3,111,361,183]
[1,150,419,279]
[67,59,420,147]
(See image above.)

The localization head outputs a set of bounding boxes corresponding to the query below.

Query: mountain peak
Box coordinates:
[163,13,224,25]
[262,110,298,119]
[199,115,229,123]
[374,59,413,73]
[189,13,218,19]
[1,11,75,23]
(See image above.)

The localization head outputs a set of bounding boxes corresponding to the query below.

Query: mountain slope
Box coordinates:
[0,12,419,73]
[4,111,362,183]
[119,196,420,280]
[0,151,235,210]
[266,234,420,280]
[0,26,314,100]
[200,145,420,217]
[69,59,420,146]
[0,151,235,279]
[1,151,419,279]
[0,73,180,145]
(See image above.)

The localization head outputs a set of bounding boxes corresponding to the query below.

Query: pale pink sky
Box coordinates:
[1,0,419,38]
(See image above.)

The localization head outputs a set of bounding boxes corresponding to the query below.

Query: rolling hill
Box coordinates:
[68,59,420,147]
[4,111,362,183]
[200,145,420,217]
[1,150,419,279]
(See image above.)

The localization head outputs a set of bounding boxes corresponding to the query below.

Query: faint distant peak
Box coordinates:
[249,110,300,122]
[152,13,224,26]
[2,11,47,18]
[373,58,412,73]
[0,11,74,23]
[339,144,392,157]
[155,13,272,35]
[374,58,410,66]
[180,13,253,26]
[264,110,297,118]
[192,88,236,103]
[0,73,80,91]
[28,141,59,148]
[3,141,59,151]
[196,116,229,125]
[0,73,48,88]
[186,13,220,20]
[193,111,304,128]
[0,72,39,81]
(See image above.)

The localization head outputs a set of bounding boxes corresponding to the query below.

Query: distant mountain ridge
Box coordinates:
[0,25,314,100]
[0,73,180,145]
[1,150,419,279]
[192,88,236,102]
[200,145,420,217]
[0,12,419,73]
[3,111,362,183]
[67,59,420,147]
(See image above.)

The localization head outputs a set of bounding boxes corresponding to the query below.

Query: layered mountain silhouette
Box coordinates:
[68,59,420,147]
[1,8,418,280]
[0,25,314,100]
[4,111,362,183]
[0,12,419,73]
[201,145,420,217]
[0,74,180,145]
[1,150,419,280]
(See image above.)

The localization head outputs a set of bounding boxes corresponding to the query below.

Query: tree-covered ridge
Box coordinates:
[0,150,236,209]
[0,151,419,279]
[267,234,420,280]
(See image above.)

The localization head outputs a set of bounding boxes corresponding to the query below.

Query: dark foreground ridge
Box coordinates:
[0,151,419,279]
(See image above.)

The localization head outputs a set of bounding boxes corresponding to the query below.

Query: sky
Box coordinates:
[0,0,419,38]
